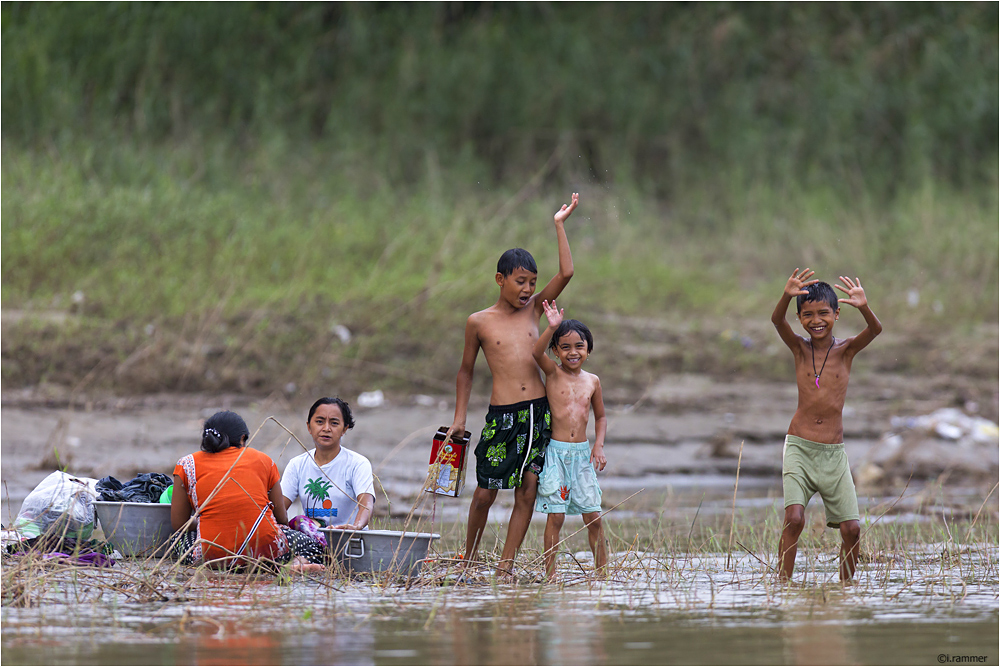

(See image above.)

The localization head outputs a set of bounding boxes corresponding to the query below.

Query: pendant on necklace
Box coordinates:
[811,337,834,391]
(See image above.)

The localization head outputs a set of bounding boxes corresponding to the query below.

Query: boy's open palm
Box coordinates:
[553,192,579,224]
[784,267,818,297]
[542,300,564,329]
[835,276,868,308]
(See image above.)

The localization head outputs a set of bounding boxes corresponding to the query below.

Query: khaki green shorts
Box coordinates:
[782,435,860,528]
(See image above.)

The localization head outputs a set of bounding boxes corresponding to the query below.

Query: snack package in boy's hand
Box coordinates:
[425,427,471,497]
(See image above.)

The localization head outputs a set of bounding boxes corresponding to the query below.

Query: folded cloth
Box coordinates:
[289,515,328,547]
[43,551,116,567]
[8,536,116,567]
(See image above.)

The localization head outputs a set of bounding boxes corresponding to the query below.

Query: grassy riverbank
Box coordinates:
[2,140,997,396]
[2,3,996,396]
[5,139,998,321]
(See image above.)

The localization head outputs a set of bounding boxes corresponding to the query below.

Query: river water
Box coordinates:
[2,545,996,665]
[2,399,997,664]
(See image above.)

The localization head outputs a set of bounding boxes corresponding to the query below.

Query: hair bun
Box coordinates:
[200,410,250,453]
[201,427,231,453]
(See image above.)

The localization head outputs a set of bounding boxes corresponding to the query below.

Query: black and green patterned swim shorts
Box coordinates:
[475,397,551,490]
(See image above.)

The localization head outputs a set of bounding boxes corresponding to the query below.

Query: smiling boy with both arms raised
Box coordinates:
[771,268,883,582]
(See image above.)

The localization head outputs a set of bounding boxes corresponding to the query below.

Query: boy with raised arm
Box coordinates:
[532,300,607,580]
[446,193,578,581]
[771,268,883,582]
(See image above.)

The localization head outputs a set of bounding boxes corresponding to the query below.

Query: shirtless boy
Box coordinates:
[771,268,883,582]
[532,300,607,580]
[446,192,578,580]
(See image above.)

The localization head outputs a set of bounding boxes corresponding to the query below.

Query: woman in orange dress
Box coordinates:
[170,410,324,570]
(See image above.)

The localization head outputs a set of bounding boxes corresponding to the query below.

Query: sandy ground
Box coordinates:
[2,371,997,527]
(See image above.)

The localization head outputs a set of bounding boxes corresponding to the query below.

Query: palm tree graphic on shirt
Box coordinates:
[304,477,336,521]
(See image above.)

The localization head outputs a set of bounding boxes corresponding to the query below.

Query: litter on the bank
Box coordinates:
[889,408,998,446]
[357,390,385,408]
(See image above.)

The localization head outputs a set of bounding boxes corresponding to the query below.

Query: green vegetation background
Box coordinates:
[2,2,997,397]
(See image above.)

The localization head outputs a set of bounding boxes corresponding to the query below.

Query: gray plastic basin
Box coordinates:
[320,528,439,578]
[94,501,173,558]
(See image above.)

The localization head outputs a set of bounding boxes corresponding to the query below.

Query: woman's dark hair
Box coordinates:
[549,319,594,353]
[201,411,250,453]
[307,397,356,430]
[796,282,839,313]
[496,248,537,277]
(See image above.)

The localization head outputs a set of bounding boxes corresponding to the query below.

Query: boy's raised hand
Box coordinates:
[542,300,564,329]
[553,192,579,225]
[784,267,818,298]
[835,276,868,309]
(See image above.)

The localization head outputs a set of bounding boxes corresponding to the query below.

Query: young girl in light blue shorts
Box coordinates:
[532,301,608,579]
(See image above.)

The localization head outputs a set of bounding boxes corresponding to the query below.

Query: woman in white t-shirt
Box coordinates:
[281,397,375,530]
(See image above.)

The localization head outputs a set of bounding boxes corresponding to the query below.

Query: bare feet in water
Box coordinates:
[287,556,325,574]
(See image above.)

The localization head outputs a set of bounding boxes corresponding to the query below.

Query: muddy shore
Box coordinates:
[3,369,996,526]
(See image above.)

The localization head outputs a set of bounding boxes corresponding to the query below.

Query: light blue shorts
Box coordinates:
[534,439,602,515]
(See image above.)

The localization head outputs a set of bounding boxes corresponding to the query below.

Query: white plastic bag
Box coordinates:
[12,471,98,541]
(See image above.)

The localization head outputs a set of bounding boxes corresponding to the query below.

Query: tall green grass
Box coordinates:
[3,3,996,192]
[3,141,995,321]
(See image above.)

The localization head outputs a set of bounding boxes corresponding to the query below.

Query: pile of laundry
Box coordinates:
[4,471,173,566]
[96,472,172,504]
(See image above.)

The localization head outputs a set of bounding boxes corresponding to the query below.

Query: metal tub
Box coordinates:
[94,501,173,558]
[320,528,439,578]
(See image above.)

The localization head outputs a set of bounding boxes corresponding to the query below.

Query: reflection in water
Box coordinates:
[183,630,281,666]
[540,605,606,665]
[2,600,996,666]
[781,608,853,666]
[2,550,996,666]
[292,623,375,666]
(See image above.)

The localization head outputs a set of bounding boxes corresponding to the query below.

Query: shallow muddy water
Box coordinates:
[2,390,997,664]
[3,547,996,666]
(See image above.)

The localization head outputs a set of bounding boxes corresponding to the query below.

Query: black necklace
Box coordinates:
[810,338,835,388]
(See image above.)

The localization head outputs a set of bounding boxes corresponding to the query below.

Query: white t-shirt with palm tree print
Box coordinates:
[280,447,375,527]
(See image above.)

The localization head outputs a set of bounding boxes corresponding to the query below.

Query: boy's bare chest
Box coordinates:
[795,347,851,398]
[478,314,539,359]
